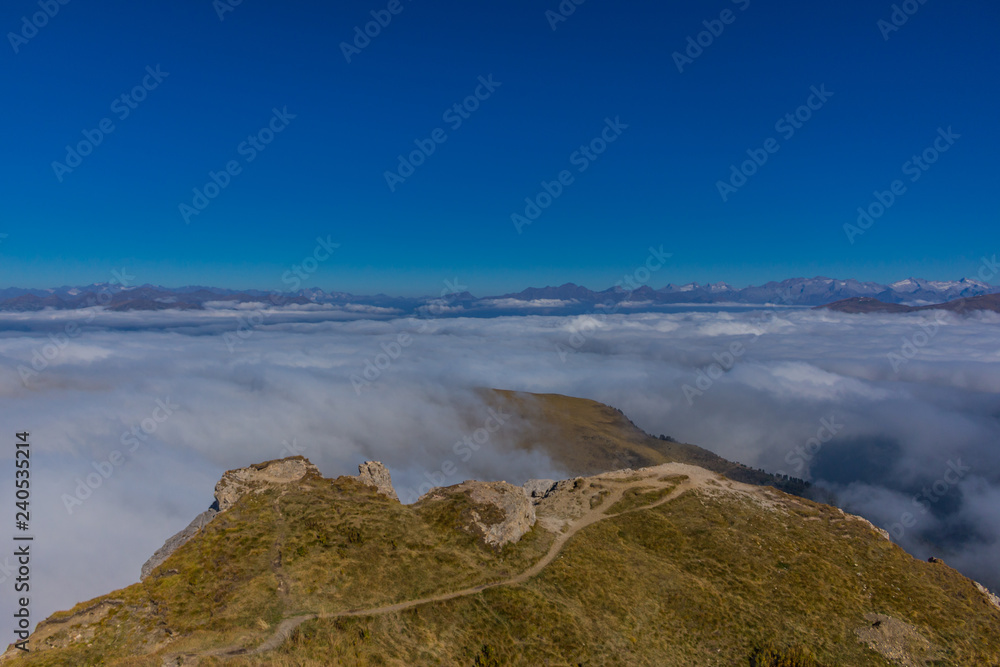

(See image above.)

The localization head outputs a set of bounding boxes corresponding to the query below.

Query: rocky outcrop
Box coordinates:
[214,456,320,512]
[140,457,320,581]
[975,581,1000,611]
[454,480,536,547]
[837,507,891,541]
[356,461,399,501]
[140,509,217,580]
[522,479,557,503]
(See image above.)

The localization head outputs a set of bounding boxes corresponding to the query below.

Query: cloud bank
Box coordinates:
[1,305,998,629]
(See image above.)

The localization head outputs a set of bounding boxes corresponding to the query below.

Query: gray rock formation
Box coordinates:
[214,456,320,512]
[356,461,399,501]
[522,479,557,502]
[975,581,1000,611]
[140,509,217,580]
[454,480,536,547]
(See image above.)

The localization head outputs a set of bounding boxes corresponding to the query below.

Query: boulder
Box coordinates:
[357,461,399,501]
[454,480,536,547]
[522,479,557,501]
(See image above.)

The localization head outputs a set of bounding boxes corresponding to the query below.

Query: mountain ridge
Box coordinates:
[1,276,995,314]
[818,293,1000,315]
[4,392,1000,665]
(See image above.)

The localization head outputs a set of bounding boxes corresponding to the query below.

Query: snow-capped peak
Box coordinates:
[890,278,919,292]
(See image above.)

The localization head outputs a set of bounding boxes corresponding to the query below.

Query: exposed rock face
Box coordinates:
[975,582,1000,611]
[357,461,399,501]
[837,507,891,541]
[214,456,320,512]
[454,480,536,547]
[140,509,217,580]
[522,479,557,503]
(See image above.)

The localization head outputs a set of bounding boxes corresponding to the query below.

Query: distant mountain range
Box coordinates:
[820,293,1000,315]
[0,277,996,315]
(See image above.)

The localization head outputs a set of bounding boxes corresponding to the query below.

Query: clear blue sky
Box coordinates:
[1,0,997,296]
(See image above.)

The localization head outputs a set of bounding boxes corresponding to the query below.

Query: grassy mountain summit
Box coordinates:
[5,393,1000,666]
[480,389,810,495]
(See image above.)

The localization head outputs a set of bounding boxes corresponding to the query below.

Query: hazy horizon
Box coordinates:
[1,272,997,299]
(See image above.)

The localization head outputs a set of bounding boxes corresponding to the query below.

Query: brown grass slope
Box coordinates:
[5,393,999,666]
[484,389,809,494]
[260,487,1000,666]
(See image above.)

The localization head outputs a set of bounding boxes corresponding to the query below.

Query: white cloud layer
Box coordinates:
[1,306,999,629]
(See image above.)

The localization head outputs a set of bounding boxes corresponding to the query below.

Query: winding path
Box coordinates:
[163,473,694,665]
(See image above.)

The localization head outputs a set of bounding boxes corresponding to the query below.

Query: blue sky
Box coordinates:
[0,0,997,296]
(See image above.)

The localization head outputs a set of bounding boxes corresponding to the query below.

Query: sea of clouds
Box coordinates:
[1,304,999,629]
